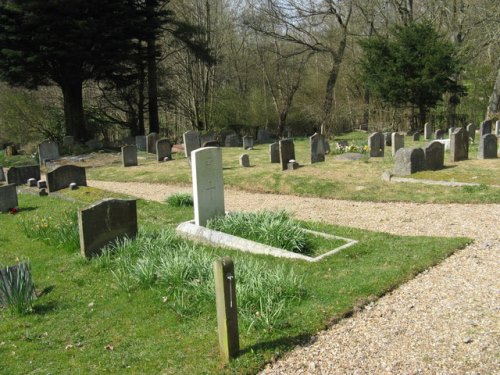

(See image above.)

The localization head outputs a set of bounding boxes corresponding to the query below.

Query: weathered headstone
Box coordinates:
[412,132,420,141]
[478,134,498,159]
[391,133,404,156]
[183,130,201,158]
[146,132,159,154]
[122,145,138,167]
[0,166,4,182]
[0,263,35,307]
[202,140,220,147]
[450,127,469,162]
[257,129,271,142]
[384,132,392,147]
[496,120,500,136]
[434,129,444,140]
[424,122,433,140]
[242,136,254,150]
[310,133,326,163]
[368,132,384,157]
[135,136,147,151]
[269,143,280,163]
[466,123,476,143]
[85,139,103,150]
[156,139,172,162]
[424,141,445,170]
[192,147,225,226]
[279,139,296,171]
[78,199,138,258]
[38,140,60,165]
[479,120,492,137]
[0,184,18,212]
[394,148,425,176]
[62,136,74,147]
[37,180,47,189]
[200,132,216,146]
[6,165,41,185]
[27,178,37,187]
[224,133,240,147]
[47,165,87,192]
[239,154,250,167]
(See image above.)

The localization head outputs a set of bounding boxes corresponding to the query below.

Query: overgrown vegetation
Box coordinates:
[0,262,35,315]
[165,192,194,207]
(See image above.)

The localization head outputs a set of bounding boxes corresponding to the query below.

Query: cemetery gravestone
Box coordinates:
[368,132,384,157]
[239,154,250,167]
[6,166,41,185]
[146,133,159,154]
[391,133,404,156]
[384,132,392,147]
[156,139,172,161]
[394,148,425,176]
[450,127,469,162]
[279,139,296,171]
[242,136,254,150]
[478,134,498,159]
[269,143,280,163]
[38,140,60,165]
[424,122,433,140]
[85,139,103,150]
[496,120,500,136]
[47,165,87,192]
[479,120,492,137]
[202,140,220,147]
[135,136,147,151]
[122,145,138,167]
[122,136,135,146]
[200,132,216,146]
[412,132,420,141]
[192,147,225,226]
[309,133,326,163]
[62,136,74,147]
[225,133,240,147]
[78,199,138,258]
[0,166,4,182]
[257,129,271,142]
[0,184,18,212]
[183,130,201,158]
[424,141,445,170]
[435,129,444,139]
[448,127,456,138]
[466,123,476,143]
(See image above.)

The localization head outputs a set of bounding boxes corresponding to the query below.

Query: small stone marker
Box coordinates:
[394,148,425,176]
[213,257,239,362]
[435,129,444,140]
[412,132,420,141]
[0,263,35,307]
[279,139,296,171]
[239,154,250,167]
[450,127,469,162]
[146,132,159,154]
[135,135,147,151]
[27,178,37,187]
[391,133,404,156]
[466,123,476,143]
[424,123,433,140]
[287,160,299,170]
[225,133,240,147]
[156,139,172,162]
[78,199,138,258]
[6,165,41,185]
[38,140,60,165]
[47,165,87,192]
[69,182,78,190]
[122,136,135,146]
[309,133,325,163]
[37,180,47,189]
[0,184,18,212]
[122,145,138,167]
[0,166,4,182]
[269,143,280,163]
[183,130,201,159]
[368,132,384,157]
[478,134,498,159]
[424,141,445,170]
[39,188,48,196]
[479,120,492,137]
[192,147,225,226]
[242,136,254,150]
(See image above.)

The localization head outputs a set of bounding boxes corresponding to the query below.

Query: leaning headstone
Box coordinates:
[78,199,138,258]
[156,139,172,162]
[466,123,476,143]
[47,165,87,192]
[183,130,201,158]
[434,129,444,140]
[0,263,35,307]
[242,136,254,150]
[38,140,60,165]
[0,184,18,212]
[478,134,498,159]
[269,143,280,163]
[224,133,240,147]
[412,132,420,141]
[424,141,445,170]
[239,154,250,167]
[146,132,159,154]
[279,139,296,171]
[424,122,433,140]
[479,120,492,137]
[368,132,384,157]
[191,147,225,226]
[122,145,138,167]
[394,148,425,176]
[62,136,74,147]
[391,133,404,156]
[384,132,392,147]
[0,166,5,182]
[135,135,147,151]
[450,127,469,162]
[6,166,41,185]
[496,120,500,136]
[310,133,325,163]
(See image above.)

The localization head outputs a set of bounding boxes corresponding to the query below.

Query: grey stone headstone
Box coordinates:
[200,132,216,146]
[279,139,296,171]
[122,145,138,167]
[434,129,445,140]
[269,143,280,163]
[37,180,47,189]
[394,148,425,176]
[242,136,254,150]
[466,123,476,143]
[146,133,159,154]
[478,134,498,159]
[239,154,250,167]
[191,147,225,226]
[183,130,201,158]
[412,132,420,141]
[368,132,384,157]
[0,263,35,307]
[47,165,87,192]
[424,123,433,140]
[391,133,404,156]
[6,165,41,185]
[135,136,147,151]
[479,120,492,137]
[448,127,456,138]
[0,184,18,212]
[224,133,240,147]
[384,132,392,147]
[156,139,172,162]
[310,133,325,163]
[78,199,138,258]
[0,166,5,182]
[85,139,103,150]
[27,178,37,187]
[62,136,74,147]
[38,140,60,165]
[257,129,271,142]
[496,120,500,136]
[450,127,469,162]
[424,141,445,170]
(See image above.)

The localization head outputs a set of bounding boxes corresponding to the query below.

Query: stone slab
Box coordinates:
[122,145,138,167]
[6,165,41,185]
[47,165,87,192]
[0,184,18,212]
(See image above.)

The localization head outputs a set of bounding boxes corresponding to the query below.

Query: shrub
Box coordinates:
[0,262,36,315]
[165,193,194,207]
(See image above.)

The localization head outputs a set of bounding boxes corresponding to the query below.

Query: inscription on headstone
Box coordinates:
[122,145,138,167]
[391,133,404,156]
[310,133,326,163]
[156,139,172,162]
[450,127,469,162]
[269,143,280,163]
[6,166,41,185]
[47,165,87,192]
[368,132,384,157]
[279,139,296,171]
[424,141,445,170]
[478,134,498,159]
[183,130,201,158]
[0,184,18,212]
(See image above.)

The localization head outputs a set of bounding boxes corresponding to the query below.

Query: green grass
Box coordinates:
[0,149,38,167]
[165,192,194,207]
[0,191,471,374]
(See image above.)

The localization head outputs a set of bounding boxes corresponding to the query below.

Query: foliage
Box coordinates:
[165,192,193,207]
[0,262,35,315]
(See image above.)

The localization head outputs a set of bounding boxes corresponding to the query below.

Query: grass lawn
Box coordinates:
[0,188,471,374]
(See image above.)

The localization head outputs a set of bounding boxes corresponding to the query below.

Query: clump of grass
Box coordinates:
[0,262,36,315]
[207,210,311,254]
[165,193,193,207]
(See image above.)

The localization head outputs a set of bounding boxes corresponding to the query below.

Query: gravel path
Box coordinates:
[90,180,500,374]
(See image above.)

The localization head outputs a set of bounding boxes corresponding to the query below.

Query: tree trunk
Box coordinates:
[486,62,500,119]
[418,105,427,130]
[61,80,86,141]
[319,52,344,135]
[146,0,159,134]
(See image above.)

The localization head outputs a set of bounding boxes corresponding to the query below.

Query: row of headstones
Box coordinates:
[413,120,500,141]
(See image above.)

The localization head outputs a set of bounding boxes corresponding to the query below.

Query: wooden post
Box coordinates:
[213,257,239,362]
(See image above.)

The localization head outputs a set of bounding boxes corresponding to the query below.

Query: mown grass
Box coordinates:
[0,190,471,374]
